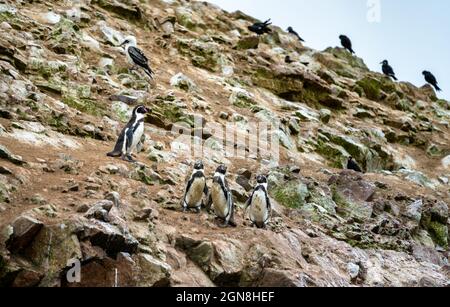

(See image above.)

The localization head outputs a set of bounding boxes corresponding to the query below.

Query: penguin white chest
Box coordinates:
[249,190,268,223]
[212,182,228,218]
[186,177,205,208]
[130,122,144,153]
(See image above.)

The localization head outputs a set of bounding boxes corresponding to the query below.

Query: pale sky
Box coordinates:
[206,0,450,101]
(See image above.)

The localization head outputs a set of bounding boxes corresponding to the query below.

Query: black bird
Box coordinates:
[248,19,272,35]
[380,60,398,81]
[339,35,355,54]
[347,157,363,173]
[423,71,441,91]
[287,26,305,42]
[120,36,154,80]
[285,55,294,64]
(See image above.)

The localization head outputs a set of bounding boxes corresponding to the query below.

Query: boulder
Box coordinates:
[6,216,43,253]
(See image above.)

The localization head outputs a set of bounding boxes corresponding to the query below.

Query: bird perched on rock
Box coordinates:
[339,35,355,54]
[422,71,441,91]
[120,36,154,80]
[248,19,272,35]
[182,161,208,213]
[107,105,149,162]
[380,60,398,81]
[285,55,294,64]
[206,165,236,227]
[287,26,305,42]
[245,175,272,229]
[347,157,363,173]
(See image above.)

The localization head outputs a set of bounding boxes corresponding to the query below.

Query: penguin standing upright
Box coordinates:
[182,161,208,213]
[107,105,149,162]
[245,175,272,229]
[206,165,236,227]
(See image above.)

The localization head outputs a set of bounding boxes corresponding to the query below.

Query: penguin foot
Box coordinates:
[194,207,201,214]
[122,155,136,163]
[219,222,229,228]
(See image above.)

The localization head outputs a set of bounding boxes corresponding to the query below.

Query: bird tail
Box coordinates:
[144,66,154,79]
[392,75,398,81]
[350,48,355,54]
[263,19,271,25]
[435,84,442,91]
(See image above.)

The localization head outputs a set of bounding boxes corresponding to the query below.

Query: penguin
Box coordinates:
[380,60,398,81]
[206,165,236,227]
[347,156,363,173]
[182,161,209,213]
[107,105,149,162]
[245,175,272,229]
[120,36,154,80]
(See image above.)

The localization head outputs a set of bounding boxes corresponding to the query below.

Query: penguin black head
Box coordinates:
[194,160,204,170]
[256,175,268,184]
[216,164,227,175]
[348,156,354,161]
[134,105,149,115]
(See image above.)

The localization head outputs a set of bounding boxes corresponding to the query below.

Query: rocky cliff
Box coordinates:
[0,0,449,287]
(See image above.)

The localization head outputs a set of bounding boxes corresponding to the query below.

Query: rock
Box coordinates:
[136,254,171,287]
[76,204,90,213]
[39,11,61,25]
[6,216,43,253]
[257,269,305,287]
[105,192,121,207]
[170,73,197,92]
[230,88,256,109]
[11,269,43,287]
[442,155,450,169]
[236,36,259,50]
[412,244,444,266]
[404,199,423,223]
[0,145,25,165]
[271,180,309,209]
[176,38,222,72]
[80,219,139,257]
[25,223,82,276]
[347,262,360,279]
[236,175,253,192]
[329,171,375,220]
[85,200,114,222]
[62,252,137,287]
[94,0,142,21]
[219,112,229,120]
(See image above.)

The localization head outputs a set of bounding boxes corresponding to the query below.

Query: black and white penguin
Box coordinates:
[206,165,236,227]
[120,36,154,80]
[183,161,208,213]
[245,175,272,229]
[107,105,149,162]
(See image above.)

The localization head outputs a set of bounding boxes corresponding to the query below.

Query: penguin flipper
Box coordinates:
[205,191,213,212]
[108,128,127,157]
[125,127,134,154]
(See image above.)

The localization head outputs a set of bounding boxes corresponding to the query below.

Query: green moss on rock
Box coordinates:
[271,181,308,209]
